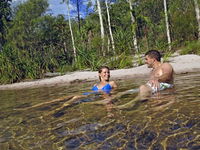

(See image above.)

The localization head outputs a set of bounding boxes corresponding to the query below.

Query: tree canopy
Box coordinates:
[0,0,200,84]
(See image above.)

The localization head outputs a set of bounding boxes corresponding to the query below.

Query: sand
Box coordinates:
[0,54,200,90]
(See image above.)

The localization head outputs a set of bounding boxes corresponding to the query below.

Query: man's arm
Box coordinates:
[156,63,174,83]
[148,63,174,88]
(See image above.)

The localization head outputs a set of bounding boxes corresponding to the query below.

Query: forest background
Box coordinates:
[0,0,200,84]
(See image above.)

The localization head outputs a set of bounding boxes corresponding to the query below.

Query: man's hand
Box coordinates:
[148,79,160,91]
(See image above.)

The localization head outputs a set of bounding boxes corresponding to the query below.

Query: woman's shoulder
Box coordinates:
[109,81,117,88]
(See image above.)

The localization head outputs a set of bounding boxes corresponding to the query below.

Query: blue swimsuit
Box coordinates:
[92,83,112,94]
[83,83,112,95]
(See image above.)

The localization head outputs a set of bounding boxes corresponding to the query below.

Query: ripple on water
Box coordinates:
[0,73,200,149]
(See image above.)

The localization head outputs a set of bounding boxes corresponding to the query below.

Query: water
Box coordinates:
[0,73,200,150]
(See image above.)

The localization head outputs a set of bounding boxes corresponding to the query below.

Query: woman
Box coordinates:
[17,66,117,117]
[91,66,117,94]
[50,66,117,116]
[59,66,117,105]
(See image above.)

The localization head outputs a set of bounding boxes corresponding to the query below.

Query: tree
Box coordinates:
[194,0,200,40]
[105,0,115,53]
[0,0,12,50]
[163,0,172,51]
[76,0,81,32]
[6,0,49,51]
[168,0,196,45]
[128,0,139,53]
[97,0,105,55]
[63,0,77,62]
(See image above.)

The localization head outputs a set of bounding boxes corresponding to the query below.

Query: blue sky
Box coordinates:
[12,0,96,18]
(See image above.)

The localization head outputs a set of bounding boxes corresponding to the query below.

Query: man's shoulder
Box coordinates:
[161,62,174,72]
[161,62,173,68]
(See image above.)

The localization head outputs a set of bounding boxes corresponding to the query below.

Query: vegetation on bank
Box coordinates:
[0,0,200,84]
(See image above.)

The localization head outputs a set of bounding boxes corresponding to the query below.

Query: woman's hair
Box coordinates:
[98,66,110,73]
[98,66,110,81]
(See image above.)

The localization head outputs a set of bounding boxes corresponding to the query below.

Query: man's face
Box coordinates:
[145,55,155,68]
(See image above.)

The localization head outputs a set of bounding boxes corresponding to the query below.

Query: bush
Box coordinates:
[181,41,200,55]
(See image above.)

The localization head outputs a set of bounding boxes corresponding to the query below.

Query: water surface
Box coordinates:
[0,73,200,149]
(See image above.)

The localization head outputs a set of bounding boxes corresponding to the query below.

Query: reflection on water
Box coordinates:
[0,73,200,149]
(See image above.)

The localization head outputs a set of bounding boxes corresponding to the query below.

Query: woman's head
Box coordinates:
[98,66,110,81]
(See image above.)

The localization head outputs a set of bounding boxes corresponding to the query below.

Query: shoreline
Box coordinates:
[0,54,200,90]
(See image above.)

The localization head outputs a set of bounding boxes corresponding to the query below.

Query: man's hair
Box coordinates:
[145,50,161,61]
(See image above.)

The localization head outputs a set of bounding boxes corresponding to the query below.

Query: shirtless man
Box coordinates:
[114,50,174,109]
[139,50,174,98]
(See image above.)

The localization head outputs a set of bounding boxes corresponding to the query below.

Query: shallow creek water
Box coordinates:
[0,73,200,150]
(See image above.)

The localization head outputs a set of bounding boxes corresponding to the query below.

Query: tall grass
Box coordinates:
[181,41,200,55]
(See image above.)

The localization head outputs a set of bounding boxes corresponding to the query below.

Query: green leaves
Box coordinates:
[0,0,200,84]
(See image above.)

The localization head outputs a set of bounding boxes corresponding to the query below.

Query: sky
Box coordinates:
[11,0,96,18]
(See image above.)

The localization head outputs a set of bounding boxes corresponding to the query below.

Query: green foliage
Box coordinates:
[114,28,132,54]
[6,0,49,50]
[181,41,200,55]
[0,46,39,83]
[169,0,197,45]
[75,48,104,71]
[135,54,144,66]
[0,0,12,48]
[162,52,173,62]
[107,52,133,69]
[0,0,200,84]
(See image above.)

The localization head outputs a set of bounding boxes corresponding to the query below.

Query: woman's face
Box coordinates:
[99,68,110,81]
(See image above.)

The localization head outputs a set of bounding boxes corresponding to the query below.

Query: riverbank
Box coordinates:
[0,54,200,90]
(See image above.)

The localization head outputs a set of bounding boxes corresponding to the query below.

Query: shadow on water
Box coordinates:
[0,73,200,149]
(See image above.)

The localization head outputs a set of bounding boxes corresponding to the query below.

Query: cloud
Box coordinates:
[47,0,77,18]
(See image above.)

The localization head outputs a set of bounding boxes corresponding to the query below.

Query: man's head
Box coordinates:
[145,50,161,68]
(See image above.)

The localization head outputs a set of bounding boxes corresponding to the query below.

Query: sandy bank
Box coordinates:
[0,54,200,90]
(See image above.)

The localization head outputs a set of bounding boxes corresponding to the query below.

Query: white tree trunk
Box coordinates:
[66,0,77,62]
[105,0,115,54]
[194,0,200,40]
[96,0,105,54]
[163,0,172,51]
[128,0,138,53]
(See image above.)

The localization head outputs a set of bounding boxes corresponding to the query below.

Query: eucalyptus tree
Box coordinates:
[96,0,105,54]
[76,0,81,31]
[128,0,138,53]
[105,0,115,53]
[163,0,171,51]
[63,0,77,62]
[193,0,200,40]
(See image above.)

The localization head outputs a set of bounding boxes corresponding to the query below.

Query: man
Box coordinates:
[139,50,174,98]
[114,50,174,109]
